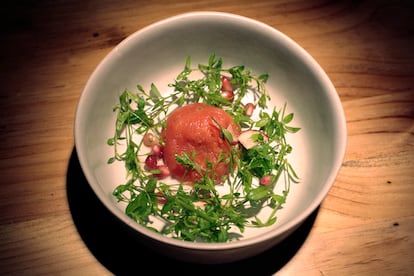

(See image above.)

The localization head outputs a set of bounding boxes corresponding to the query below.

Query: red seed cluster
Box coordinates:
[220,76,234,102]
[221,76,255,115]
[143,132,170,179]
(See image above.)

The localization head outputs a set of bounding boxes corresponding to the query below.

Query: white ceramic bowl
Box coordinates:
[74,11,347,264]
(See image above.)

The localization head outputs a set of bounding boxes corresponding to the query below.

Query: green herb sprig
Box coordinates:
[107,54,300,242]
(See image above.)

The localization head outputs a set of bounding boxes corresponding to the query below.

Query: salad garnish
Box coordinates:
[107,54,300,242]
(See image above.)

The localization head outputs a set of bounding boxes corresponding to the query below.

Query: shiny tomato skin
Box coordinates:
[163,103,240,184]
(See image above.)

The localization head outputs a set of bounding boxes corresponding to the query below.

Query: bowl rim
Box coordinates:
[74,11,347,251]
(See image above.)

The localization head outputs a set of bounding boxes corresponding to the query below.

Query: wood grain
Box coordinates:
[1,0,413,275]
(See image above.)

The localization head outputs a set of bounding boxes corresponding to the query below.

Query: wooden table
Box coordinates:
[1,0,413,275]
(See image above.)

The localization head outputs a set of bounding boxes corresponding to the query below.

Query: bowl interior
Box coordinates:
[75,12,346,253]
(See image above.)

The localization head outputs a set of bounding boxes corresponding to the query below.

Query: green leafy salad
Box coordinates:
[107,54,300,243]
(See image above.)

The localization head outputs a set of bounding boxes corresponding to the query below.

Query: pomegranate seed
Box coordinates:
[153,165,170,179]
[260,175,272,186]
[151,144,164,159]
[244,103,255,117]
[221,76,233,92]
[144,155,158,170]
[221,90,234,102]
[143,132,159,147]
[156,192,168,204]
